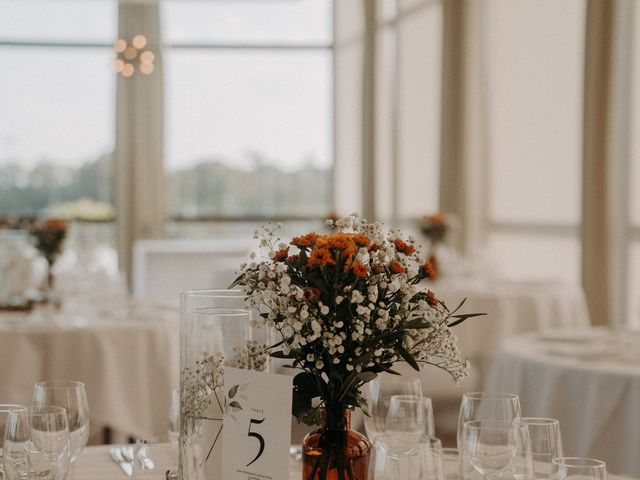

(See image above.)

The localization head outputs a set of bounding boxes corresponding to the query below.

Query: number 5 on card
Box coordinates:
[221,367,293,480]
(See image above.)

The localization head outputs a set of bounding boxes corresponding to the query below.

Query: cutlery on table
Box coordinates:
[121,444,155,471]
[109,447,133,477]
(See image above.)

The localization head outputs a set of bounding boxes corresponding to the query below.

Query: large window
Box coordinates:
[162,0,333,232]
[0,0,116,218]
[484,0,586,283]
[0,0,116,248]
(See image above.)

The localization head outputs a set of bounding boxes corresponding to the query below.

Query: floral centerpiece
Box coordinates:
[420,212,453,277]
[232,215,481,480]
[28,218,69,300]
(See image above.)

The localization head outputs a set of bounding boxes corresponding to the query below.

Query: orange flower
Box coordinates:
[45,219,69,231]
[368,243,381,252]
[303,288,321,300]
[352,234,371,248]
[426,289,438,307]
[351,261,369,278]
[426,213,445,224]
[273,247,289,262]
[389,261,406,274]
[421,261,436,280]
[372,263,385,273]
[393,238,416,255]
[291,232,319,248]
[307,247,336,268]
[316,233,353,250]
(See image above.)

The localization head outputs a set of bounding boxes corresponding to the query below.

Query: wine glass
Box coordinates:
[0,405,24,479]
[364,377,423,444]
[520,418,563,479]
[32,381,89,469]
[551,458,607,480]
[384,395,427,454]
[3,406,70,480]
[461,420,519,479]
[457,392,521,479]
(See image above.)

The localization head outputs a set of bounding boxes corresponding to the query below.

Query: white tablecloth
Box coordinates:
[486,329,640,476]
[75,444,636,480]
[413,279,590,400]
[0,301,180,439]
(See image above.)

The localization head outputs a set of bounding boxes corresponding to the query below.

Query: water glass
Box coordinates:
[551,458,607,480]
[461,420,519,479]
[364,377,423,444]
[457,392,521,479]
[168,390,180,445]
[385,395,427,454]
[32,381,89,464]
[520,418,563,478]
[3,406,70,480]
[0,405,24,478]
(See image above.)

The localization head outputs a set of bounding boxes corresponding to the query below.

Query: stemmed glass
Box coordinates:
[384,395,427,454]
[32,381,89,478]
[457,392,521,479]
[520,418,563,479]
[364,377,424,444]
[0,405,24,479]
[3,406,70,480]
[461,420,519,479]
[551,458,607,480]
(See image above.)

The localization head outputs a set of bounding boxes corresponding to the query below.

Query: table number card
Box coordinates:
[221,367,293,480]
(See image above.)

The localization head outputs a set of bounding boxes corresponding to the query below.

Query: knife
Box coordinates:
[110,447,133,477]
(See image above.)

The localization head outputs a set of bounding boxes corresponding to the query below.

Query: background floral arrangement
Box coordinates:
[28,218,69,267]
[420,212,449,245]
[232,214,481,425]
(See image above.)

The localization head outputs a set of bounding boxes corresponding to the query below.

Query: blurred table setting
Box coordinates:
[409,277,590,404]
[0,260,180,440]
[487,328,640,476]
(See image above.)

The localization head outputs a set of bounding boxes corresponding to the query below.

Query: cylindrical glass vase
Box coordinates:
[179,290,250,480]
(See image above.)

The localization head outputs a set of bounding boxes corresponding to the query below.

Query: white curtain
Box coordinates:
[114,0,165,285]
[333,0,442,225]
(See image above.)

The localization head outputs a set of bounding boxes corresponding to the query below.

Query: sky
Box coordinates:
[0,0,332,171]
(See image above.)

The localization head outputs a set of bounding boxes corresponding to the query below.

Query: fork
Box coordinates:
[121,444,155,470]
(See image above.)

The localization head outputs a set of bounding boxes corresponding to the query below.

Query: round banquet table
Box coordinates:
[0,300,179,439]
[412,278,590,400]
[486,328,640,476]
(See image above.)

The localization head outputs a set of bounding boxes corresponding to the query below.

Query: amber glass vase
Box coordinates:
[302,406,372,480]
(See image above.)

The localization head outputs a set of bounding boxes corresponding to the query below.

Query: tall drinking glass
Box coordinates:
[461,420,519,479]
[457,393,521,480]
[0,405,24,479]
[32,381,89,469]
[520,418,563,479]
[3,406,70,480]
[384,395,427,454]
[551,458,607,480]
[364,377,423,444]
[179,290,250,480]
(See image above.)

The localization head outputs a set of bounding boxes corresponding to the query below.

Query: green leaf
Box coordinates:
[402,318,430,329]
[293,372,319,392]
[228,384,239,399]
[270,350,294,359]
[228,273,246,289]
[228,401,242,410]
[448,312,486,328]
[356,372,377,383]
[396,343,420,371]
